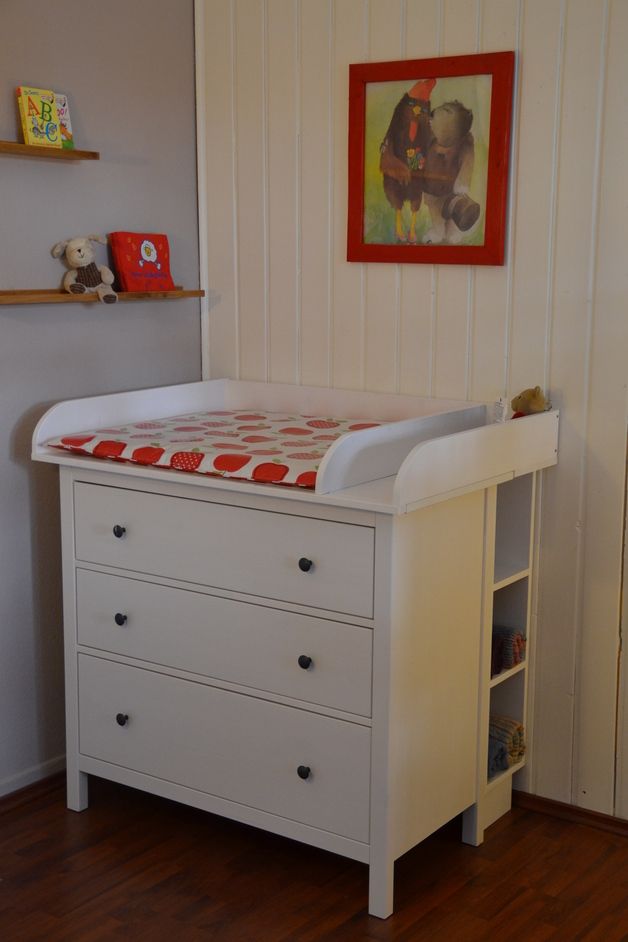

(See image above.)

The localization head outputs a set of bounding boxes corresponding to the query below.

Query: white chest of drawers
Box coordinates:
[34,379,559,918]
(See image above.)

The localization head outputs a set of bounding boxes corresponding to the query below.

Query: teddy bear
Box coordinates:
[421,100,481,245]
[511,386,551,418]
[51,234,117,303]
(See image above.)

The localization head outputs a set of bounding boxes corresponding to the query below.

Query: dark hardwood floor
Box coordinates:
[1,776,628,941]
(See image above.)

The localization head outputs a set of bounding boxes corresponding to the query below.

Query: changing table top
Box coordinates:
[32,379,559,515]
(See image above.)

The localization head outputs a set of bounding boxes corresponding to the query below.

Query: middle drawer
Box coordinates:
[76,569,373,716]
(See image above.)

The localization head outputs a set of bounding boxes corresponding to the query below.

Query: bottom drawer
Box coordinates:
[78,655,371,843]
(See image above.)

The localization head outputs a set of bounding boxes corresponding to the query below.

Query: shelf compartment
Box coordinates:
[493,474,533,584]
[493,576,528,629]
[0,288,204,305]
[491,578,528,680]
[493,568,529,592]
[487,757,526,789]
[0,140,99,160]
[490,661,526,688]
[487,686,526,788]
[490,667,525,721]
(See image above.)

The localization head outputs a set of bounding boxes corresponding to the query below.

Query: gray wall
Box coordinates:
[0,0,201,794]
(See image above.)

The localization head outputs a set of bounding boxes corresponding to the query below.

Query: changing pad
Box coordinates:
[46,409,384,489]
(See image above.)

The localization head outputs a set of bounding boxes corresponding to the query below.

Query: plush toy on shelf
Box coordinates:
[511,386,551,418]
[51,234,117,303]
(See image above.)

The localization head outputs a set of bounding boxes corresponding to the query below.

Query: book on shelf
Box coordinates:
[54,92,74,149]
[109,232,176,292]
[16,86,62,147]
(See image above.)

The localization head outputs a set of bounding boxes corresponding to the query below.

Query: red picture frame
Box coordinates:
[347,51,515,265]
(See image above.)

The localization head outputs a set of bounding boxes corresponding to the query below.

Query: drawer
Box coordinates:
[78,655,370,842]
[76,569,373,716]
[74,483,374,618]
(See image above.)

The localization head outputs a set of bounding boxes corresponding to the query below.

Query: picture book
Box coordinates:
[109,232,176,292]
[54,92,74,149]
[16,86,62,147]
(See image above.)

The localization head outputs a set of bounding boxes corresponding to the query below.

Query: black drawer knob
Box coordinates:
[114,613,128,627]
[298,557,313,573]
[297,765,311,780]
[116,713,129,727]
[112,525,126,539]
[298,655,313,670]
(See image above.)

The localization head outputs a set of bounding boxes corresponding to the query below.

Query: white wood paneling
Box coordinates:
[234,0,267,380]
[299,0,333,387]
[201,0,239,379]
[508,0,562,397]
[471,0,519,402]
[432,0,478,401]
[535,0,609,806]
[363,0,404,393]
[267,0,299,382]
[331,0,368,391]
[576,0,627,814]
[197,0,628,815]
[618,480,628,821]
[400,0,441,397]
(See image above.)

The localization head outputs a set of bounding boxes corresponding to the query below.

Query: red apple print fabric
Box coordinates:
[46,410,385,489]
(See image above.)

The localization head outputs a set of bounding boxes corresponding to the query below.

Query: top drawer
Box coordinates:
[73,483,375,618]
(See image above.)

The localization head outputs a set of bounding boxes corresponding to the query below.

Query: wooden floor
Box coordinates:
[2,776,628,941]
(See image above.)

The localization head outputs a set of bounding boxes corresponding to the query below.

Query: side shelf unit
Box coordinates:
[462,472,536,846]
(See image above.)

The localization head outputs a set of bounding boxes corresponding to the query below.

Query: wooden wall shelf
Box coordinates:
[0,140,100,160]
[0,289,204,306]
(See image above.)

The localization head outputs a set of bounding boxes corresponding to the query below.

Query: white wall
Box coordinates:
[0,0,201,797]
[197,0,628,814]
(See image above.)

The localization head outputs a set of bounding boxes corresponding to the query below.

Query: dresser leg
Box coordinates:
[461,803,484,846]
[368,857,394,918]
[67,769,89,811]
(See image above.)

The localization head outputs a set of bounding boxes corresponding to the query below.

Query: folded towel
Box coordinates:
[489,714,526,763]
[491,626,526,675]
[488,735,511,778]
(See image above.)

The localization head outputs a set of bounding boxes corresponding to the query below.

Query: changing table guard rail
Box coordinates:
[32,379,559,514]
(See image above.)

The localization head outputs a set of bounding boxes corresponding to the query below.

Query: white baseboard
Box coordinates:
[0,754,66,799]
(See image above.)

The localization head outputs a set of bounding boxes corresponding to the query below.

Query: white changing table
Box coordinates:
[32,379,559,918]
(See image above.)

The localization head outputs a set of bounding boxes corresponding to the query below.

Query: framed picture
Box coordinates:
[347,51,515,265]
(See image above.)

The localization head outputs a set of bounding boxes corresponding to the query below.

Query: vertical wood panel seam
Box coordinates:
[528,470,543,793]
[466,0,482,400]
[327,0,335,388]
[530,0,566,797]
[543,0,567,393]
[429,0,444,397]
[429,268,437,396]
[533,0,565,796]
[466,270,475,400]
[295,0,302,385]
[194,0,210,379]
[361,0,370,390]
[230,0,241,379]
[571,0,611,807]
[614,435,628,813]
[397,0,409,396]
[503,0,523,396]
[395,0,406,394]
[395,271,402,393]
[263,0,270,382]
